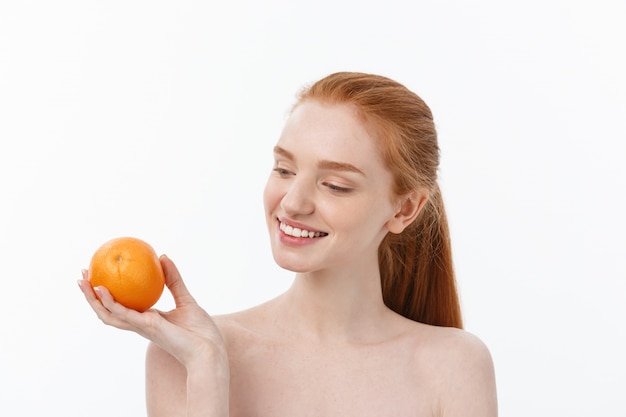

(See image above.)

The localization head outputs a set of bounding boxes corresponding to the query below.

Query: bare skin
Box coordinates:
[221,300,496,417]
[81,256,496,417]
[79,259,230,417]
[79,100,497,416]
[144,288,497,417]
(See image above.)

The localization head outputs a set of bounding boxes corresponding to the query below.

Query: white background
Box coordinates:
[1,1,625,416]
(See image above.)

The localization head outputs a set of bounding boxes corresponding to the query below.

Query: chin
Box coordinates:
[271,252,316,273]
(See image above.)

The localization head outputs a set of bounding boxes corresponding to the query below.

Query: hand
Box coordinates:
[78,255,227,368]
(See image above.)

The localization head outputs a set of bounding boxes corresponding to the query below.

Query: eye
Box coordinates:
[323,182,352,193]
[273,167,293,176]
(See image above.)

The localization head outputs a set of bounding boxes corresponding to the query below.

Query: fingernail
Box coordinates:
[81,269,88,279]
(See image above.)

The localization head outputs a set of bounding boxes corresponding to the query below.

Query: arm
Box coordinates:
[146,343,187,417]
[146,342,229,417]
[79,255,229,416]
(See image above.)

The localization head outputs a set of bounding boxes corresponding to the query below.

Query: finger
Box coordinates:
[78,279,135,330]
[94,285,155,332]
[92,284,116,310]
[77,278,110,320]
[159,255,197,308]
[78,278,105,310]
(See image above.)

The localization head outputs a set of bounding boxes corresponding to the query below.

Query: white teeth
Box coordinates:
[279,221,327,238]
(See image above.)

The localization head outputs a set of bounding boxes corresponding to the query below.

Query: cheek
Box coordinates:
[343,199,396,233]
[263,178,281,214]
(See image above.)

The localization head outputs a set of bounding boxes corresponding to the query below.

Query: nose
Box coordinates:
[280,177,315,216]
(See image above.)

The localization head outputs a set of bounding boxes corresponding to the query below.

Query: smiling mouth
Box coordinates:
[279,220,328,238]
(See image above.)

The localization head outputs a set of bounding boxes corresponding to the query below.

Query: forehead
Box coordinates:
[277,101,387,173]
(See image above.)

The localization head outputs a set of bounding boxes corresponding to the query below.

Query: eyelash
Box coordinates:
[273,168,352,193]
[273,168,292,176]
[323,182,352,193]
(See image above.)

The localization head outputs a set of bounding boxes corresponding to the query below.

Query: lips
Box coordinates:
[278,219,328,238]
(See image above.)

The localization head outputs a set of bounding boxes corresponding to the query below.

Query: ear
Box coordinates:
[386,189,429,234]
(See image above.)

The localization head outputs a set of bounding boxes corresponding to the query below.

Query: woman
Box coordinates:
[79,72,498,416]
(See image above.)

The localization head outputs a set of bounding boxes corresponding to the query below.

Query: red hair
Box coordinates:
[296,72,462,328]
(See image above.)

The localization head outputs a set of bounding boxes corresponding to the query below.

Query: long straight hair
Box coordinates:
[296,72,462,328]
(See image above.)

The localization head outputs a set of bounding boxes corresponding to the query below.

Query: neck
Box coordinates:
[274,262,396,344]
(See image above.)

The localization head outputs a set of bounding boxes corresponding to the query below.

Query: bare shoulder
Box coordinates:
[212,302,273,346]
[410,323,498,416]
[417,324,494,369]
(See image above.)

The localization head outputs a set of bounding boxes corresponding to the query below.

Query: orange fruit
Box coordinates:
[88,237,165,312]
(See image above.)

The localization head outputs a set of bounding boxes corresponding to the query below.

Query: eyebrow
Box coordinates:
[273,146,365,176]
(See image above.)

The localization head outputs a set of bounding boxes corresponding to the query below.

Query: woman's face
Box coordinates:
[263,100,402,274]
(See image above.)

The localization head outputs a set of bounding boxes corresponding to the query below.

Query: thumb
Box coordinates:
[160,255,197,308]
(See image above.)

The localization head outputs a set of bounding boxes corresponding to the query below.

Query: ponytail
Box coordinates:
[379,186,463,328]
